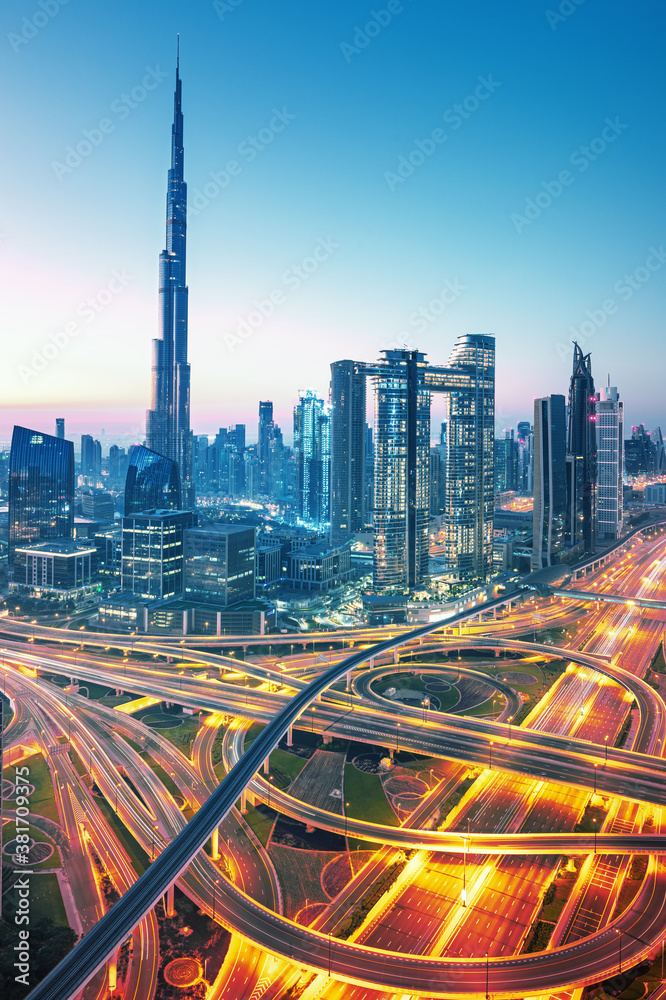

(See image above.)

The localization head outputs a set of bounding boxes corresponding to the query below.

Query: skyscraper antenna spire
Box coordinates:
[176,34,180,73]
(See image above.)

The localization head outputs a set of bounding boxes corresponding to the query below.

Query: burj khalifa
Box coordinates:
[146,43,194,508]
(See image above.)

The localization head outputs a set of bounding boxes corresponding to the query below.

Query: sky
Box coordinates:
[0,0,664,446]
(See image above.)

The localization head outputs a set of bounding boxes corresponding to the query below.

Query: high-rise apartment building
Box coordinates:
[146,51,194,508]
[567,343,597,553]
[8,426,75,575]
[595,381,623,541]
[330,361,366,545]
[293,391,330,529]
[532,395,567,569]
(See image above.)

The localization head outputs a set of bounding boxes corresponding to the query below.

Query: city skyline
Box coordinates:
[1,1,665,441]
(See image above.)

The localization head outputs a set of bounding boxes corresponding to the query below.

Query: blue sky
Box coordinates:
[0,0,664,444]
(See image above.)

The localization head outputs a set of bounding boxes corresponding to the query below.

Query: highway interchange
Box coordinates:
[0,521,664,998]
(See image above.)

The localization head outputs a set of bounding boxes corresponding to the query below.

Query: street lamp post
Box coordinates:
[593,817,597,855]
[396,722,401,755]
[344,801,350,841]
[593,762,598,796]
[605,734,609,762]
[151,824,159,861]
[486,952,489,1000]
[489,741,494,770]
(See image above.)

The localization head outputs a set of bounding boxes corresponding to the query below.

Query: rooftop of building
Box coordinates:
[185,522,255,536]
[15,539,98,556]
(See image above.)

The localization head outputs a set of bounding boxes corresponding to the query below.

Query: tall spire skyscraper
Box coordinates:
[146,40,194,508]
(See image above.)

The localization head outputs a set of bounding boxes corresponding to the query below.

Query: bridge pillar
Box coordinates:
[115,689,123,697]
[492,607,497,619]
[211,827,220,860]
[323,735,332,745]
[166,883,175,917]
[369,657,374,669]
[241,790,248,814]
[346,670,351,691]
[263,757,270,775]
[393,648,398,664]
[108,949,118,991]
[287,725,293,746]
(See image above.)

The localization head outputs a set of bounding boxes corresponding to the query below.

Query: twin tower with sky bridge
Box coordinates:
[330,337,495,595]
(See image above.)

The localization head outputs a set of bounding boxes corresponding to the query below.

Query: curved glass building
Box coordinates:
[8,426,75,573]
[124,445,181,516]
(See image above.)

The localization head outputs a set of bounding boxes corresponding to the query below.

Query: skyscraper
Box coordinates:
[258,401,273,494]
[330,335,495,593]
[595,381,623,541]
[567,343,597,553]
[293,390,330,529]
[373,350,431,592]
[8,426,75,575]
[532,395,567,570]
[81,434,95,477]
[146,46,194,509]
[55,418,65,440]
[444,334,495,581]
[330,360,366,545]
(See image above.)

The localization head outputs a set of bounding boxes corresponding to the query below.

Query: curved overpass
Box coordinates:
[22,590,666,1000]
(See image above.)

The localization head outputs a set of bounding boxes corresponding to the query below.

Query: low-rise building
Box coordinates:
[12,539,97,599]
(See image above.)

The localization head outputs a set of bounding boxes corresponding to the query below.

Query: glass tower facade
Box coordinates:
[532,395,567,569]
[373,350,430,593]
[330,360,367,546]
[293,390,330,529]
[124,445,181,516]
[184,524,256,606]
[567,343,597,553]
[8,426,75,575]
[443,334,495,581]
